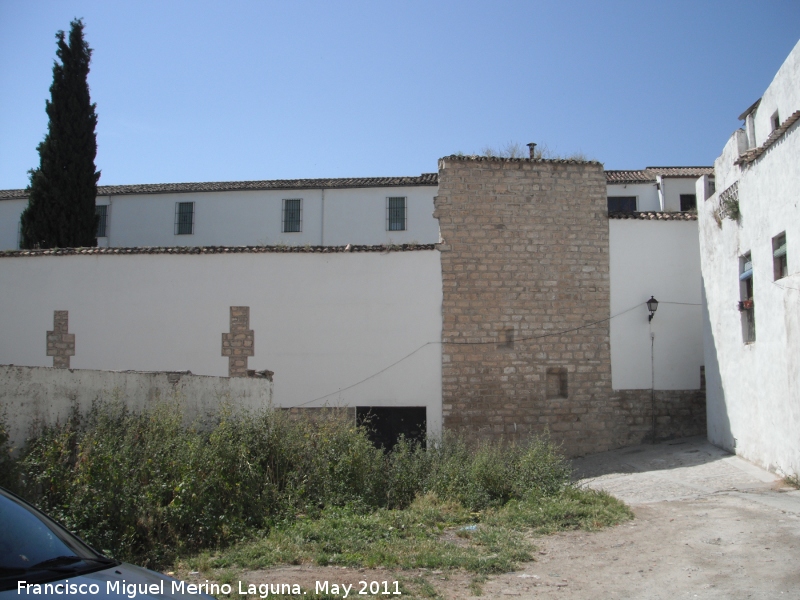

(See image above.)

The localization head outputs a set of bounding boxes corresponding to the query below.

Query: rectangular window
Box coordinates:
[680,194,697,212]
[96,205,108,238]
[174,202,194,235]
[282,199,302,232]
[739,253,755,343]
[773,233,788,280]
[387,197,407,231]
[771,110,781,131]
[607,196,636,212]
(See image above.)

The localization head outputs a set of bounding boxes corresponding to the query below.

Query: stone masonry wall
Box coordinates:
[610,388,707,446]
[435,156,615,456]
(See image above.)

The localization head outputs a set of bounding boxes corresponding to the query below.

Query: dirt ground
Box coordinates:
[188,437,800,599]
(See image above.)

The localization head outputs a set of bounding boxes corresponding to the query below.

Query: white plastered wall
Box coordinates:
[700,38,800,476]
[0,250,444,436]
[91,185,439,248]
[609,219,704,390]
[0,198,25,250]
[606,183,660,211]
[661,178,701,212]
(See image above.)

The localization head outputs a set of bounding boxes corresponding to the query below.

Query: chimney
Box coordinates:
[527,142,537,159]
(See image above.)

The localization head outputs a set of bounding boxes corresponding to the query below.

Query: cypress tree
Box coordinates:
[20,18,100,249]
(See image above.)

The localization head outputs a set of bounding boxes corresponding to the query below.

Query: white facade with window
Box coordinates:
[0,176,441,249]
[699,39,800,477]
[0,169,713,250]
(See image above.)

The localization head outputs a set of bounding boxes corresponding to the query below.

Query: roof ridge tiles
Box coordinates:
[608,210,698,221]
[0,166,716,200]
[1,244,438,258]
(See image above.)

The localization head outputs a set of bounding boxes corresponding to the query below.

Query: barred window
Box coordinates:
[96,205,108,237]
[387,197,407,231]
[175,202,194,235]
[282,199,302,233]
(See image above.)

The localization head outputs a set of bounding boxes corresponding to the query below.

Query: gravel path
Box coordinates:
[479,436,800,599]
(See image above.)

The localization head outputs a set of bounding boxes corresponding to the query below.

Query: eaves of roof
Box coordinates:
[605,167,713,186]
[0,166,715,201]
[0,174,439,201]
[734,109,800,166]
[738,98,762,121]
[608,211,698,221]
[0,244,438,258]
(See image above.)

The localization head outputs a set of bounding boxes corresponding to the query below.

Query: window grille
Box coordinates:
[680,194,697,212]
[739,253,756,343]
[175,202,194,235]
[282,199,302,232]
[387,197,407,231]
[96,205,108,238]
[607,196,636,212]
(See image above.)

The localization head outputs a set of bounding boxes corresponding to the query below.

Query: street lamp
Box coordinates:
[647,296,659,322]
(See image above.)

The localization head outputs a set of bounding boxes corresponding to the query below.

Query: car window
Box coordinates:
[0,492,95,570]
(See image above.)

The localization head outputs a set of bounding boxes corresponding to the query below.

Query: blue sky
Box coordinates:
[1,1,798,189]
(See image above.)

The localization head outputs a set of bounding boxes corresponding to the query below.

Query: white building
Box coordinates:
[1,169,710,251]
[0,162,711,452]
[699,39,800,477]
[0,174,441,250]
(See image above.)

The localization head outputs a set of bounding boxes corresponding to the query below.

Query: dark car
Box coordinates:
[0,487,212,599]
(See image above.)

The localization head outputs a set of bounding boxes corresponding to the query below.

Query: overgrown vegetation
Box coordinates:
[1,400,631,573]
[454,141,592,161]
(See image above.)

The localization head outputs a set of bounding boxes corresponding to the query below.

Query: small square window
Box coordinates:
[739,253,755,343]
[607,196,636,212]
[773,233,787,280]
[680,194,697,212]
[96,205,108,238]
[282,199,302,232]
[771,110,781,131]
[387,197,407,231]
[175,202,194,235]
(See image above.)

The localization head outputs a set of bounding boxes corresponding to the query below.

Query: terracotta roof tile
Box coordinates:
[0,244,437,258]
[0,166,714,201]
[605,167,713,185]
[608,211,698,221]
[0,174,438,201]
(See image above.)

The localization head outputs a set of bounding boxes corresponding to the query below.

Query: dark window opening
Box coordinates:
[607,196,636,212]
[773,233,788,280]
[357,406,426,450]
[96,205,108,237]
[680,194,697,212]
[771,111,781,131]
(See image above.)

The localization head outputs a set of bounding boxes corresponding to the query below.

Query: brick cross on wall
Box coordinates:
[221,306,254,377]
[46,310,75,368]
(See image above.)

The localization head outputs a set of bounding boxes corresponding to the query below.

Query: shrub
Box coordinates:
[7,400,572,568]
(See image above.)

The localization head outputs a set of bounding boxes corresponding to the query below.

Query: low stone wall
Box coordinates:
[609,388,707,447]
[0,364,274,451]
